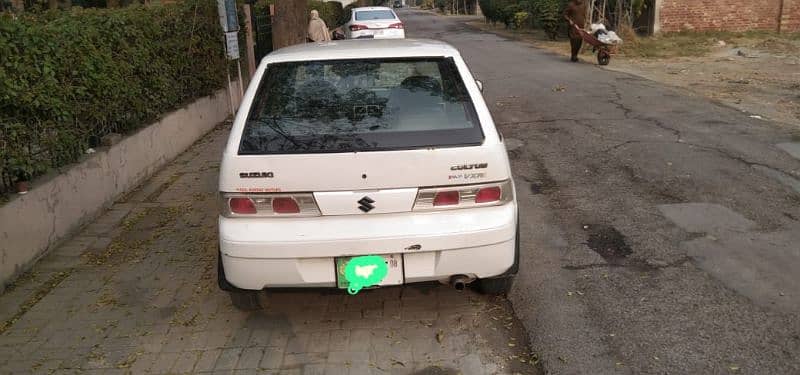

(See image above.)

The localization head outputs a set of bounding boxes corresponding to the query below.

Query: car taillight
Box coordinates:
[475,186,501,203]
[221,193,320,217]
[433,191,460,206]
[349,24,368,31]
[229,197,257,214]
[413,180,513,211]
[388,22,404,29]
[272,197,300,214]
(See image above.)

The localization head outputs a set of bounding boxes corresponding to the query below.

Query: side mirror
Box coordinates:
[475,79,484,92]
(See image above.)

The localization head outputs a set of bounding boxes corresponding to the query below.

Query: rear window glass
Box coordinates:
[239,57,484,155]
[355,10,396,20]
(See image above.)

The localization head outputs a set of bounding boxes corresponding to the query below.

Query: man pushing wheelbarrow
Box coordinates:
[563,0,622,65]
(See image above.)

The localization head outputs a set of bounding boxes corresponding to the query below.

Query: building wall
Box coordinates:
[781,0,800,31]
[657,0,799,32]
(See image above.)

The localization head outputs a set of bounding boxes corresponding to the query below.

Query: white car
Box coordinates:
[343,6,405,39]
[218,39,518,310]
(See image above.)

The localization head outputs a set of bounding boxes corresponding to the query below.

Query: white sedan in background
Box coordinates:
[343,6,405,39]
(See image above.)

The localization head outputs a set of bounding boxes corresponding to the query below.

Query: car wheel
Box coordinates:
[477,275,515,295]
[229,290,263,311]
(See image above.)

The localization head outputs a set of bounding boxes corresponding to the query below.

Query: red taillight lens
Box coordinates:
[229,198,257,214]
[272,197,300,214]
[349,24,368,31]
[388,22,404,29]
[475,187,501,203]
[433,191,460,206]
[413,180,513,211]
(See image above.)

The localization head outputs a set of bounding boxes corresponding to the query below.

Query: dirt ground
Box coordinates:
[467,21,800,128]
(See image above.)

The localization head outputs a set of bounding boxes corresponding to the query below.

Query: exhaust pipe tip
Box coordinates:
[450,275,473,292]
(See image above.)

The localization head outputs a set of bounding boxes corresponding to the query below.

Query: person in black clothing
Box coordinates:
[563,0,588,62]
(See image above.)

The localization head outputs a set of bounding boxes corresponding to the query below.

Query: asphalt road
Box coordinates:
[400,8,800,374]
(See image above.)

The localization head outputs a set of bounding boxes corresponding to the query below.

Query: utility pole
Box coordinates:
[273,0,308,49]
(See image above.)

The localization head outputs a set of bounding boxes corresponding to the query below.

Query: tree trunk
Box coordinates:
[107,0,119,8]
[11,0,24,12]
[273,0,308,49]
[49,0,58,9]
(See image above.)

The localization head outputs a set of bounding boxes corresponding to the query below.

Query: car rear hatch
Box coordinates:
[220,56,510,216]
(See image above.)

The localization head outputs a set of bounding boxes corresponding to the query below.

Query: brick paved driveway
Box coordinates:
[0,124,538,374]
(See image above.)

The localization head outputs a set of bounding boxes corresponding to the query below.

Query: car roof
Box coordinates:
[352,6,394,11]
[264,39,461,63]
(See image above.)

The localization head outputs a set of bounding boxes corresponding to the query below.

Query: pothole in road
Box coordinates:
[584,224,632,263]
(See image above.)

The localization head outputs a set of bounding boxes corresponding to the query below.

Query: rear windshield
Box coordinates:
[239,57,484,154]
[355,10,396,20]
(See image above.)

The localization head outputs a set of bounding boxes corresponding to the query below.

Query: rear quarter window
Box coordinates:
[239,57,484,155]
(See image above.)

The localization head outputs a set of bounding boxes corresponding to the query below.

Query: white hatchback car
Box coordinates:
[218,39,518,310]
[343,6,405,39]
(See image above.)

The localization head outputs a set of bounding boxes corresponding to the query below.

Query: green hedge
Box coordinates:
[480,0,565,37]
[0,0,226,195]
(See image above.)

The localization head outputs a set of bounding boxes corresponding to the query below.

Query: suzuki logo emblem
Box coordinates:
[358,196,375,213]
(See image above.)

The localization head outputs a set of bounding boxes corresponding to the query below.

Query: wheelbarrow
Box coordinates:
[572,24,618,66]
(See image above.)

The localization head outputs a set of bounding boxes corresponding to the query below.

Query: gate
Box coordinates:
[251,5,274,63]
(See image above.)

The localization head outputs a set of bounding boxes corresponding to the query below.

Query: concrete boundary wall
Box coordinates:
[0,84,241,289]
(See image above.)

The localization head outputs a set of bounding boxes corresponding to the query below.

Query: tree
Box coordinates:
[273,0,308,49]
[11,0,24,12]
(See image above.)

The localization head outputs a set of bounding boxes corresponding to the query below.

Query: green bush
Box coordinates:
[513,11,529,29]
[0,0,226,196]
[499,3,523,28]
[325,1,344,28]
[536,0,561,39]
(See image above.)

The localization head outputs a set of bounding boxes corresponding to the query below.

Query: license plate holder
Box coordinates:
[336,254,403,289]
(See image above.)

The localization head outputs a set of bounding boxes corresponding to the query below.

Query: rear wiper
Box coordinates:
[254,118,303,149]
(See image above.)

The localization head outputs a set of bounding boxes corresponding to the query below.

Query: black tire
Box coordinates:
[229,290,262,311]
[597,51,611,65]
[477,275,515,295]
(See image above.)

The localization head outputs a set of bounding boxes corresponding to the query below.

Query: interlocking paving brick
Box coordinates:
[326,351,369,364]
[172,351,200,373]
[129,353,158,373]
[0,125,536,374]
[237,347,264,369]
[214,347,243,370]
[259,347,284,369]
[151,352,181,373]
[282,352,326,367]
[194,349,222,372]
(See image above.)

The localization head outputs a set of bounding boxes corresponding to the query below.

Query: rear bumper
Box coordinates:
[349,29,405,39]
[219,203,517,290]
